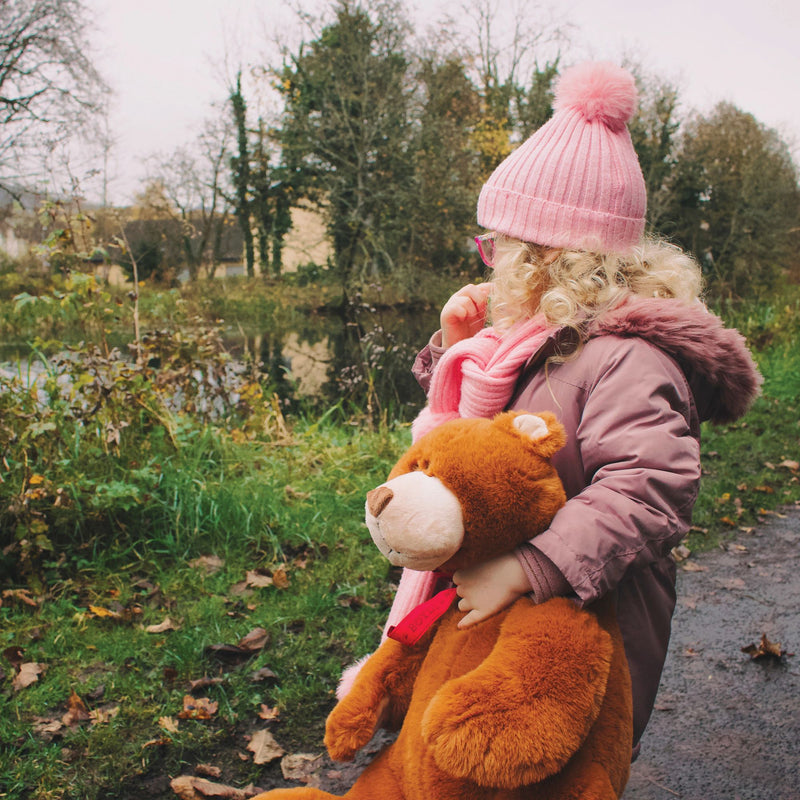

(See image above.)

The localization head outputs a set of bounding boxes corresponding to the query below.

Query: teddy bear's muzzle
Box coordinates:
[364,471,465,571]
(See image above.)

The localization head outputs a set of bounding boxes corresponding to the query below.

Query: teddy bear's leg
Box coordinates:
[421,597,614,789]
[250,750,409,800]
[542,756,621,800]
[250,789,339,800]
[325,636,429,762]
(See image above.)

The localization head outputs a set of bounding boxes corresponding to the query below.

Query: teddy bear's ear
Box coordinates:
[512,413,550,440]
[511,412,567,457]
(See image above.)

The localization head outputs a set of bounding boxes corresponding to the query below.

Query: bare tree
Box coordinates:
[144,113,233,281]
[0,0,109,190]
[459,0,568,134]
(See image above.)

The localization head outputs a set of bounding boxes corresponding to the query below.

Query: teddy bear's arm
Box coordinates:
[325,636,429,762]
[421,597,614,789]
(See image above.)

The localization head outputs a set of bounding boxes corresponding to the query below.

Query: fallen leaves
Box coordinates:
[178,695,219,720]
[159,716,180,734]
[188,676,225,692]
[12,661,46,691]
[86,602,143,624]
[88,604,121,619]
[144,616,180,634]
[671,544,706,572]
[190,555,225,575]
[62,689,91,728]
[204,627,269,666]
[281,753,322,782]
[765,459,799,472]
[246,729,285,764]
[27,688,119,741]
[238,627,269,651]
[680,561,707,572]
[243,566,291,590]
[257,704,280,721]
[170,775,261,799]
[742,633,786,661]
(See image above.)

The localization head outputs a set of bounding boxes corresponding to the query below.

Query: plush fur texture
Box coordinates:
[591,297,763,424]
[253,412,633,800]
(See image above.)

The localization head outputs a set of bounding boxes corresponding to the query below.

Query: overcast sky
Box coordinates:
[85,0,800,205]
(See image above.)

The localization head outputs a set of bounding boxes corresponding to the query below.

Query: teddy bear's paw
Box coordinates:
[324,696,387,762]
[421,681,576,788]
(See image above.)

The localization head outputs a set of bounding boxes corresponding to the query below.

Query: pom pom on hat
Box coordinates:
[476,60,647,253]
[554,61,638,131]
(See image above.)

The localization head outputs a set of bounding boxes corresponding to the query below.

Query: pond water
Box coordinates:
[0,304,442,420]
[224,304,441,417]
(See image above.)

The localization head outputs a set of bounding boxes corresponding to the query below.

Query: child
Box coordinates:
[381,61,762,755]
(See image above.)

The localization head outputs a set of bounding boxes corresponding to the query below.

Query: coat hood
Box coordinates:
[588,297,762,425]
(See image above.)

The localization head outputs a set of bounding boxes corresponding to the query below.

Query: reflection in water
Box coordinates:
[227,305,439,418]
[1,305,441,422]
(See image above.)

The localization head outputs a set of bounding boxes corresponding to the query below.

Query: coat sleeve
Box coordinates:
[411,331,447,395]
[530,338,701,605]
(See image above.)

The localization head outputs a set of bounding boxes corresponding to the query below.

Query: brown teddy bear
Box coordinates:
[254,411,632,800]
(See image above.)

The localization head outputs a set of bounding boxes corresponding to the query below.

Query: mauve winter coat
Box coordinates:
[411,297,761,746]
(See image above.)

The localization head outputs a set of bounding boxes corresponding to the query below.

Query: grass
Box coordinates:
[1,280,799,799]
[1,415,410,799]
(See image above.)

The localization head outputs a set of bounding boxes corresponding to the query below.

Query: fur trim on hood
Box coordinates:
[589,297,763,425]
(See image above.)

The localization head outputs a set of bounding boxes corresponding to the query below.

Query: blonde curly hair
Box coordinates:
[489,235,704,341]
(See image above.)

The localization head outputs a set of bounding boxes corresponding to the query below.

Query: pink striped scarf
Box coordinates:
[391,315,552,632]
[337,315,552,698]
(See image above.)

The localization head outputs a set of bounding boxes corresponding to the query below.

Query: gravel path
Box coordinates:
[624,507,800,800]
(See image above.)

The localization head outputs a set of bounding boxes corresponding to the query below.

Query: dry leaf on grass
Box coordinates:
[13,661,45,691]
[238,627,269,652]
[88,605,122,619]
[671,544,691,562]
[228,581,252,597]
[159,716,180,733]
[250,667,277,683]
[246,729,285,764]
[62,689,91,728]
[245,570,274,588]
[189,555,225,574]
[257,704,279,721]
[188,676,225,692]
[144,616,180,633]
[272,566,290,589]
[204,643,256,666]
[33,717,65,740]
[284,485,311,501]
[89,705,120,725]
[178,695,218,720]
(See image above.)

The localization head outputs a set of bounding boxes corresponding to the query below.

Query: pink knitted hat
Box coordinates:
[477,61,647,253]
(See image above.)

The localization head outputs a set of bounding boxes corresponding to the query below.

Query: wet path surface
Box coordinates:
[624,508,800,800]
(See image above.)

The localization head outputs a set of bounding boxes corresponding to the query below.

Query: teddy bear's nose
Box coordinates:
[367,486,394,517]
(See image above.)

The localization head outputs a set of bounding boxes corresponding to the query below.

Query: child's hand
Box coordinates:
[453,552,531,628]
[440,283,492,348]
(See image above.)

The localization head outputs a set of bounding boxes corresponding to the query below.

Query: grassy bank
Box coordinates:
[1,281,799,799]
